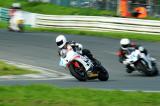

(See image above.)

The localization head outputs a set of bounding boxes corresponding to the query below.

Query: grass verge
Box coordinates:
[0,21,8,29]
[1,0,160,20]
[0,84,159,106]
[0,0,116,16]
[0,61,39,76]
[1,21,160,42]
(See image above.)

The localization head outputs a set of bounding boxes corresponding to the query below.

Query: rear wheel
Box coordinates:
[97,66,109,81]
[68,60,87,81]
[136,60,158,76]
[151,62,159,76]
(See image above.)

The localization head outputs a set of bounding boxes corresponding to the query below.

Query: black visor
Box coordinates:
[122,44,129,48]
[56,40,63,46]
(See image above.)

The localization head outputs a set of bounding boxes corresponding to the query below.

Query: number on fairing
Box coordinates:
[84,59,90,66]
[83,57,90,66]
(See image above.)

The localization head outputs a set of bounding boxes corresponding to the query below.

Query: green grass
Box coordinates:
[0,0,116,16]
[1,0,160,20]
[0,61,39,75]
[0,21,8,29]
[0,84,159,106]
[145,16,160,21]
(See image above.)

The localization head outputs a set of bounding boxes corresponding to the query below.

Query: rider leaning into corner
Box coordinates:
[8,3,24,32]
[117,38,148,73]
[56,35,99,66]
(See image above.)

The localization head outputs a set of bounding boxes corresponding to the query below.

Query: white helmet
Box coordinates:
[12,3,21,9]
[120,38,130,49]
[56,35,67,48]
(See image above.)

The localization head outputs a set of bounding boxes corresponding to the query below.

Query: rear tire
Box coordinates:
[68,60,87,81]
[151,62,159,76]
[97,66,109,81]
[137,61,158,76]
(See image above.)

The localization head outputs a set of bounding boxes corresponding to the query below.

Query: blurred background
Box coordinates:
[28,0,160,18]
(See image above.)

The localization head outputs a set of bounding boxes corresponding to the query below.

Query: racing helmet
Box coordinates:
[56,35,67,48]
[120,38,130,49]
[12,3,21,9]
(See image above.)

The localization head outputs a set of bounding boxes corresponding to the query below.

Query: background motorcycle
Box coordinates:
[125,49,159,76]
[8,10,24,32]
[59,49,109,81]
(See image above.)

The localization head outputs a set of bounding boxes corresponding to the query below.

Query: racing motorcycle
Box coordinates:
[124,49,159,76]
[59,49,109,81]
[8,11,24,32]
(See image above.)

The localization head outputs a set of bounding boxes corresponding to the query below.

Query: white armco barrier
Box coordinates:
[35,14,160,34]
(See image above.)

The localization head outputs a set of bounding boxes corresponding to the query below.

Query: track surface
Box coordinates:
[0,30,160,91]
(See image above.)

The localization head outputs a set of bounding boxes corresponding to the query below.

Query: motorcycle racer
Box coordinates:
[8,3,24,32]
[56,35,99,65]
[56,35,109,81]
[117,38,148,73]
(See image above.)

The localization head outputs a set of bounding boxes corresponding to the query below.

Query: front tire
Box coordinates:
[68,60,87,81]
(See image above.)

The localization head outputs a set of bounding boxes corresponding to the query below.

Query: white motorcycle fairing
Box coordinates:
[59,49,109,81]
[126,49,154,70]
[59,50,93,71]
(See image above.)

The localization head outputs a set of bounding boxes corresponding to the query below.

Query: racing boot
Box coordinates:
[82,49,100,66]
[91,58,101,66]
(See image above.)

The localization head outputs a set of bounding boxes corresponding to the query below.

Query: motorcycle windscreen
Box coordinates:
[59,57,67,67]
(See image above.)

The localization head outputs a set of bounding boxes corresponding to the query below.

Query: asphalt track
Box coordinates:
[0,29,160,91]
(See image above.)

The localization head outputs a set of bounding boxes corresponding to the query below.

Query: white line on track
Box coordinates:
[0,59,160,92]
[98,89,160,93]
[0,59,73,80]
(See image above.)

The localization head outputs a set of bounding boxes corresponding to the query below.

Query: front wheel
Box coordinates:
[68,60,87,81]
[97,66,109,81]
